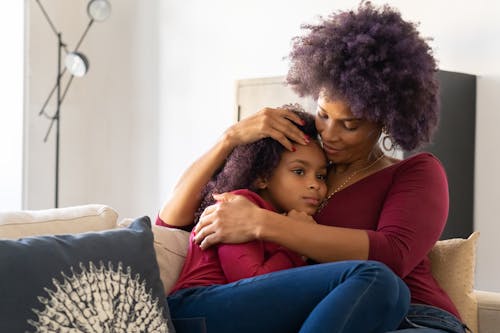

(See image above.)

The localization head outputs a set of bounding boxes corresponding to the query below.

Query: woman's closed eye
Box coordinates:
[343,120,360,131]
[316,109,328,120]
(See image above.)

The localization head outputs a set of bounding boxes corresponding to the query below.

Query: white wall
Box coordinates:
[157,0,500,291]
[25,0,160,220]
[0,3,24,211]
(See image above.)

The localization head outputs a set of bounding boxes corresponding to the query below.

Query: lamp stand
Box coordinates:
[54,32,62,207]
[36,0,110,208]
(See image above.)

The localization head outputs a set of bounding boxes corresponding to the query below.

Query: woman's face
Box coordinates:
[315,92,382,165]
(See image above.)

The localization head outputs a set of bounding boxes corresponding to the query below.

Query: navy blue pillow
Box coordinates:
[0,216,175,333]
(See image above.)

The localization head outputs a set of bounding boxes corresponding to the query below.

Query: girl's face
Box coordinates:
[315,92,382,165]
[257,141,328,215]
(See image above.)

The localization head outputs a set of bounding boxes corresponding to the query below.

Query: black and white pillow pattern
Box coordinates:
[0,216,175,333]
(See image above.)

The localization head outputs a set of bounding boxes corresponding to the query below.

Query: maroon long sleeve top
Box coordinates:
[314,152,459,318]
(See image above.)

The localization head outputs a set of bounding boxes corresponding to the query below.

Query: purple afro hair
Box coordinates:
[194,104,318,223]
[286,1,439,150]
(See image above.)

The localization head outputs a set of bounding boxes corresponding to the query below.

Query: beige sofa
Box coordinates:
[1,204,499,333]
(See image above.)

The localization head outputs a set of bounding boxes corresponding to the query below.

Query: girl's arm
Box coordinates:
[218,241,305,283]
[158,108,308,227]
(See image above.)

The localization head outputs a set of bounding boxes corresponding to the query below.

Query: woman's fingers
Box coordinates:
[198,230,220,250]
[194,194,259,248]
[264,108,310,148]
[212,192,238,203]
[228,107,309,150]
[193,221,217,247]
[194,203,217,233]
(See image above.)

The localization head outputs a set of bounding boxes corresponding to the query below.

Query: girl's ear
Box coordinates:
[254,177,268,190]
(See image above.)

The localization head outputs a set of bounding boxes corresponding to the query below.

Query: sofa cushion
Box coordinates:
[0,216,175,333]
[429,232,479,333]
[152,225,190,294]
[0,204,118,239]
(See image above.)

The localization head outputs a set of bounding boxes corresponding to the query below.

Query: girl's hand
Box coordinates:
[224,107,310,151]
[287,209,317,224]
[194,193,263,249]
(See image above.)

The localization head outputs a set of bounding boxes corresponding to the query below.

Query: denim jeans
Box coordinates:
[167,260,410,333]
[388,304,470,333]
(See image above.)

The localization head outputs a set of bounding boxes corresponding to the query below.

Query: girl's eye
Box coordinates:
[292,169,305,176]
[317,174,327,181]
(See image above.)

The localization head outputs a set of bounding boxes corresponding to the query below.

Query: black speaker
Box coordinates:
[405,70,476,240]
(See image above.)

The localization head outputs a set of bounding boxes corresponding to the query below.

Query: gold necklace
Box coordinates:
[317,153,386,212]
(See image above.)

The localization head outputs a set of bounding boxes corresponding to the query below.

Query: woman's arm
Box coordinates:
[158,108,309,227]
[366,154,449,277]
[195,154,448,272]
[195,193,370,262]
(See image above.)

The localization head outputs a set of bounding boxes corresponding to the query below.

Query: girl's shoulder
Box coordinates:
[230,189,276,211]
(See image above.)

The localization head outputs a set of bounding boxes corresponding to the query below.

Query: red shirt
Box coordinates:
[314,153,460,318]
[166,189,305,295]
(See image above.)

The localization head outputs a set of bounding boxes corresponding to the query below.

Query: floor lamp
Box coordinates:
[36,0,111,208]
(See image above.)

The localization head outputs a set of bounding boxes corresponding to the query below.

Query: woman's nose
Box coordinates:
[320,121,340,142]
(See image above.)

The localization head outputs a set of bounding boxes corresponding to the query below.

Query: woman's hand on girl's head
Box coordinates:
[194,192,264,249]
[224,107,310,152]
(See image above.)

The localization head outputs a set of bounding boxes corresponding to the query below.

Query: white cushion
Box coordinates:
[0,204,119,239]
[152,225,190,294]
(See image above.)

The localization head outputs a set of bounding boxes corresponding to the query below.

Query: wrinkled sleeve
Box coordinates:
[155,214,194,232]
[218,241,305,283]
[367,154,449,277]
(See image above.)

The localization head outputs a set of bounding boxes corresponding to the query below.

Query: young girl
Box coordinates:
[165,104,328,294]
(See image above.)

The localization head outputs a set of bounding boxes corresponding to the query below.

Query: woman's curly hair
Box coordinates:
[286,1,439,150]
[194,104,319,224]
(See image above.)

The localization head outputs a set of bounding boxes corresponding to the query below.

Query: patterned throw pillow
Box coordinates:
[0,216,175,333]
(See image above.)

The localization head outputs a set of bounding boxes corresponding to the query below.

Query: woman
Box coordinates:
[159,2,467,333]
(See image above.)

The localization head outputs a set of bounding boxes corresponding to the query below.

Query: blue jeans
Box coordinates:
[389,304,470,333]
[167,260,410,333]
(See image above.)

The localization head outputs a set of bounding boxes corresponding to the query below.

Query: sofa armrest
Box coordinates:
[0,204,119,239]
[476,290,500,333]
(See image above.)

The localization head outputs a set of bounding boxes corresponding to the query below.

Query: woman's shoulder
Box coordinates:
[396,152,444,171]
[389,152,447,185]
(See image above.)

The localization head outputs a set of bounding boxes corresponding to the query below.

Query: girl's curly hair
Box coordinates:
[286,1,439,150]
[194,104,318,224]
